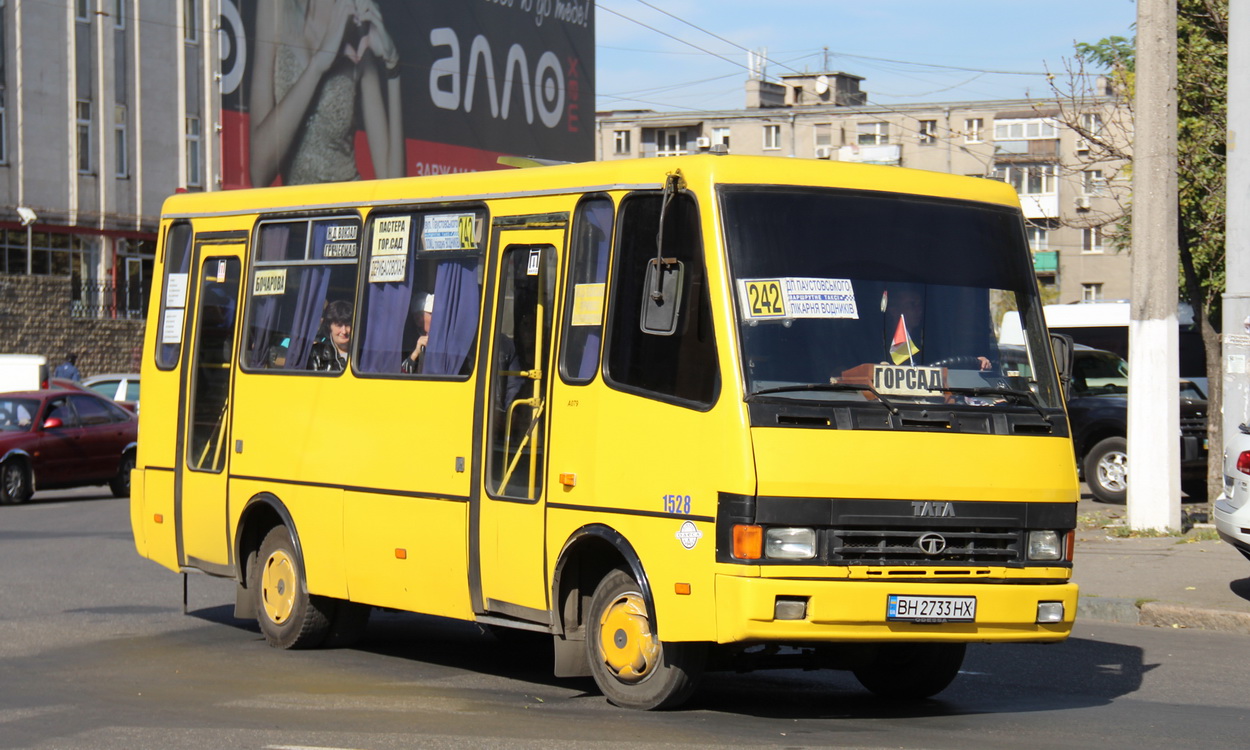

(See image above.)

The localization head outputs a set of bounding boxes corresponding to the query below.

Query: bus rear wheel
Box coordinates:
[585,569,705,710]
[251,526,333,649]
[851,642,966,700]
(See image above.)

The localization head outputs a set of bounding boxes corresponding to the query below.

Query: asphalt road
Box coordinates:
[1,487,1247,750]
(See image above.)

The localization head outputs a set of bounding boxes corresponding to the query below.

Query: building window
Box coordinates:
[993,118,1057,140]
[1082,283,1103,302]
[75,0,90,22]
[919,120,937,145]
[114,105,128,178]
[655,128,686,157]
[763,124,781,150]
[1081,112,1104,135]
[857,121,888,146]
[76,101,92,173]
[964,118,983,143]
[613,129,631,155]
[185,116,202,187]
[1081,170,1106,196]
[994,164,1057,195]
[113,0,125,28]
[1025,225,1049,251]
[183,0,197,43]
[712,127,730,149]
[1082,226,1104,254]
[0,89,7,164]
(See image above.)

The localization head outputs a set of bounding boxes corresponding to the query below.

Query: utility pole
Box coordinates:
[1128,0,1181,531]
[1223,1,1250,452]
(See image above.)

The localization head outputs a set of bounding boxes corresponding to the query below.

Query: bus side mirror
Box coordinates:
[1050,332,1075,401]
[640,258,684,336]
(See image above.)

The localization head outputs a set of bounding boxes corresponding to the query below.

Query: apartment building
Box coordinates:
[597,72,1131,305]
[0,1,215,371]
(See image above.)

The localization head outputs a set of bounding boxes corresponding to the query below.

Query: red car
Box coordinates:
[0,389,137,504]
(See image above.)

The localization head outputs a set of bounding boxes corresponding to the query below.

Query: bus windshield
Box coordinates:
[721,187,1062,410]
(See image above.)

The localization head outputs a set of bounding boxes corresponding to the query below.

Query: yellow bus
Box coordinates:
[131,154,1079,710]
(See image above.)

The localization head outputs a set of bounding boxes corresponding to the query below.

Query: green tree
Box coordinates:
[1055,0,1227,498]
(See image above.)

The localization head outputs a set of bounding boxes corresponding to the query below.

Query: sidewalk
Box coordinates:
[1072,494,1250,634]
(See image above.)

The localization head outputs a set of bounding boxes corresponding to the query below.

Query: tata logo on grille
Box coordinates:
[912,501,955,517]
[916,533,947,555]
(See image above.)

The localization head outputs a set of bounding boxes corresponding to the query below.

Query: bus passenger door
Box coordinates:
[177,248,244,575]
[475,227,563,621]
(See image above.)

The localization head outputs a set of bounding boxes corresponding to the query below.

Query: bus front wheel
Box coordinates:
[585,569,705,710]
[851,642,966,700]
[251,526,333,649]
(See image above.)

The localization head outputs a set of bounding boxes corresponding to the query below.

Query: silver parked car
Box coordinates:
[1215,424,1250,562]
[82,373,140,412]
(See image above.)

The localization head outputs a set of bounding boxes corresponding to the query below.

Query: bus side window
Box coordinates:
[355,208,484,378]
[560,195,613,384]
[155,222,194,370]
[604,192,718,407]
[242,217,361,373]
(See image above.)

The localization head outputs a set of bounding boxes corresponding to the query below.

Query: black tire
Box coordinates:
[0,459,31,504]
[109,451,135,498]
[585,569,705,710]
[852,642,966,700]
[250,526,333,649]
[1084,436,1128,504]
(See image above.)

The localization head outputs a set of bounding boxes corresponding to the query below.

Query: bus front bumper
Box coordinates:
[714,574,1077,644]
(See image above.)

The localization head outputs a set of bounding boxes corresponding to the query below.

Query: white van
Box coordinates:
[0,354,49,392]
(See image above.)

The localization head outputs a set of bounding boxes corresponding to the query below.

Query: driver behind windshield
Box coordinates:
[881,284,992,371]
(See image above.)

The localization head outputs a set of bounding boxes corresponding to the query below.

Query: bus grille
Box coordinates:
[830,527,1021,565]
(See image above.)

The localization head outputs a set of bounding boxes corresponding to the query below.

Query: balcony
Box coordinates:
[837,144,901,166]
[1018,193,1060,220]
[1032,251,1058,274]
[994,139,1060,163]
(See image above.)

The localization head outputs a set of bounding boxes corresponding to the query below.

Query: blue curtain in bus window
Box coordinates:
[283,223,332,369]
[424,260,479,375]
[245,225,289,368]
[357,248,415,373]
[575,200,612,379]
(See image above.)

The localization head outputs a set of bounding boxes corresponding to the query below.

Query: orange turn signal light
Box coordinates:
[732,524,763,560]
[674,582,691,595]
[153,514,163,524]
[395,548,408,560]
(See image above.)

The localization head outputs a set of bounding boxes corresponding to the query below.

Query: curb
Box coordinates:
[1078,596,1250,635]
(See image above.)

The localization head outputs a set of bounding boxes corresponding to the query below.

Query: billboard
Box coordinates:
[218,0,594,188]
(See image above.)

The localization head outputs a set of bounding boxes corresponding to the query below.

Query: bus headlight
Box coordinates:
[765,528,816,559]
[1027,530,1062,561]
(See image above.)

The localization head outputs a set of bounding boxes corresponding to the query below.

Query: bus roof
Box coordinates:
[160,154,1021,219]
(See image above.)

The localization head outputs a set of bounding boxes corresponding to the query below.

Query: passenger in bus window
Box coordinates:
[401,293,434,374]
[309,300,353,372]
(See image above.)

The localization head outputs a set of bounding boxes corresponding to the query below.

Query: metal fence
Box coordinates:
[71,280,149,320]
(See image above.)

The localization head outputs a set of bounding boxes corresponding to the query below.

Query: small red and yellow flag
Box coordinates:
[890,315,919,365]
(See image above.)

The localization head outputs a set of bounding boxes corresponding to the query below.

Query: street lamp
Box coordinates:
[16,207,36,275]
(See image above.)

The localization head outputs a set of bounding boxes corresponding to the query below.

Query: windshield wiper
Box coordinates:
[931,384,1052,422]
[747,383,900,415]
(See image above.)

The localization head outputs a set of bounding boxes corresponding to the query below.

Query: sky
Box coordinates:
[595,0,1138,113]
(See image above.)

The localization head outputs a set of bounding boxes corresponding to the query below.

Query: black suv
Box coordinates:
[999,344,1208,503]
[1064,346,1208,503]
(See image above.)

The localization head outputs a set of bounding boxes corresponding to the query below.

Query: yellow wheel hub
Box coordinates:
[597,591,659,683]
[261,549,296,625]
